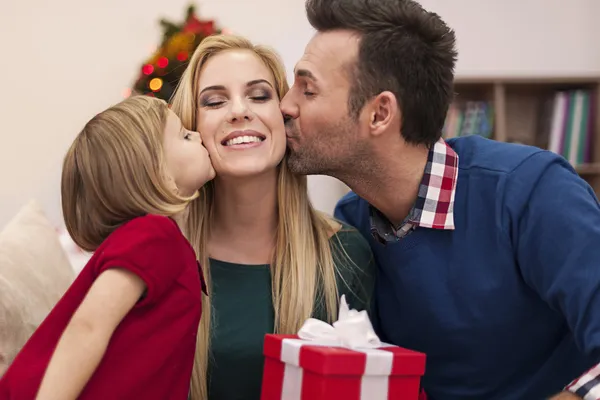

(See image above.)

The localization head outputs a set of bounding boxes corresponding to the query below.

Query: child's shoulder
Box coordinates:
[96,214,194,270]
[100,214,186,255]
[111,214,180,239]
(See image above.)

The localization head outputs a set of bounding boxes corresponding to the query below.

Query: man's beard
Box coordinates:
[286,145,331,175]
[285,119,358,177]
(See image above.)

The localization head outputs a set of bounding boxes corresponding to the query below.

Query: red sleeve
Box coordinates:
[95,215,193,306]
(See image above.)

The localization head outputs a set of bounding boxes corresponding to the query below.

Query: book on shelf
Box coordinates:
[443,100,494,139]
[443,88,596,169]
[545,89,596,167]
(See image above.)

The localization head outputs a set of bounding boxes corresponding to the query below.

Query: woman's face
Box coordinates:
[195,50,286,178]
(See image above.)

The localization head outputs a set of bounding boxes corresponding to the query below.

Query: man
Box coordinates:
[280,0,600,399]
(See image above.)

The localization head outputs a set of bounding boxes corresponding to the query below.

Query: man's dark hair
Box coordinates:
[306,0,457,147]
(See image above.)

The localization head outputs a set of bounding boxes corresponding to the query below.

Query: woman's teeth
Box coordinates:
[225,136,263,146]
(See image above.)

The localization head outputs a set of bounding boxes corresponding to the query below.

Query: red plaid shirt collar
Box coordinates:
[370,138,459,242]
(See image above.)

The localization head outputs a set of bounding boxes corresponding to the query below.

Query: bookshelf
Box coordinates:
[444,76,600,193]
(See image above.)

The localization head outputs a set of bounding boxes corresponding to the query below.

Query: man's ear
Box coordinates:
[366,91,399,137]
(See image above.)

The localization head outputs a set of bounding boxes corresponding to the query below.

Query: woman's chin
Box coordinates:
[214,160,281,180]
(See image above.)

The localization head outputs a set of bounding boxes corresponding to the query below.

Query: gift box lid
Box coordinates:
[264,334,426,377]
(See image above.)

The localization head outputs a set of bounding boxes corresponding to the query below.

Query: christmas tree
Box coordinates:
[129,4,221,101]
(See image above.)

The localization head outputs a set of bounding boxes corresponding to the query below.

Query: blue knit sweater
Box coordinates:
[335,136,600,399]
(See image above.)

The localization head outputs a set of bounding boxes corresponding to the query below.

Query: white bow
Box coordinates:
[297,295,382,349]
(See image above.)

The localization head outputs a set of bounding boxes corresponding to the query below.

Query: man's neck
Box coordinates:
[338,141,430,226]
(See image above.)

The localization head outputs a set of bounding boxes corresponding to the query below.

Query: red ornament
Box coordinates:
[157,57,169,68]
[142,64,154,75]
[176,51,188,62]
[182,14,215,36]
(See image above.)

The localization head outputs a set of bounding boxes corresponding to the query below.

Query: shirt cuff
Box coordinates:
[566,364,600,399]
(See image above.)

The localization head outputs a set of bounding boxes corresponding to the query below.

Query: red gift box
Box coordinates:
[261,334,426,400]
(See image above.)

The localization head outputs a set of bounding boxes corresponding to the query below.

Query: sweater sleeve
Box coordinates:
[507,152,600,398]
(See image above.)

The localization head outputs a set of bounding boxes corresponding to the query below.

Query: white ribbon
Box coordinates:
[297,294,382,349]
[279,295,394,400]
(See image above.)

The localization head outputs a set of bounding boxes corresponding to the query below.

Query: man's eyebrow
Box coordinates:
[294,68,317,82]
[199,79,273,95]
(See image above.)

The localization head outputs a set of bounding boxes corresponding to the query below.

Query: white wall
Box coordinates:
[421,0,599,77]
[0,0,597,228]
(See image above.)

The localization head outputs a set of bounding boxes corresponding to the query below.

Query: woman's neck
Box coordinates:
[208,169,279,264]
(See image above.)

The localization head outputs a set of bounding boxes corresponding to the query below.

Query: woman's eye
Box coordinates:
[249,89,272,102]
[200,96,225,108]
[184,132,191,140]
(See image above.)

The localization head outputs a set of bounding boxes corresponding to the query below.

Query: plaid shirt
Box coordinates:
[567,365,600,399]
[370,138,458,243]
[370,138,600,399]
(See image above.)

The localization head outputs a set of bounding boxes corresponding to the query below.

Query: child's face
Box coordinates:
[162,110,215,196]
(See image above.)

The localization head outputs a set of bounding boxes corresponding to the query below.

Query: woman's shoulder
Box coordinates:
[327,219,376,312]
[328,220,374,273]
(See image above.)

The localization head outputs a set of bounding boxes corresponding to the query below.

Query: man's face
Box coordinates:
[281,30,366,176]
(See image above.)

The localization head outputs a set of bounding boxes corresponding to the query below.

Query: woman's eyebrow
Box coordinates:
[199,85,226,95]
[199,79,273,95]
[247,79,273,88]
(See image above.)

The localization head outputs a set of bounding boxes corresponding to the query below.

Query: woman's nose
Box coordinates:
[227,99,253,123]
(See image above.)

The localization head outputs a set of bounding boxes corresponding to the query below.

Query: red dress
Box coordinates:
[0,215,205,400]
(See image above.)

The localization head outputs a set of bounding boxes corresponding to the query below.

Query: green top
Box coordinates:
[207,225,376,400]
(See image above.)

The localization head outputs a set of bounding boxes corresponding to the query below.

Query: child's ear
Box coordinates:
[167,177,179,194]
[161,169,178,193]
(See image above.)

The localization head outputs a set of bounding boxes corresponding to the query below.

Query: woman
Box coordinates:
[170,34,376,400]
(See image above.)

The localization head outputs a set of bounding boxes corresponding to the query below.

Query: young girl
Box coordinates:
[0,95,215,399]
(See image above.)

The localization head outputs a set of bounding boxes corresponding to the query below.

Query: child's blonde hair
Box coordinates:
[61,95,197,252]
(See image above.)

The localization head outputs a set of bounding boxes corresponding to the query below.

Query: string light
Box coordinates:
[157,57,169,68]
[149,78,163,92]
[130,5,219,101]
[176,51,189,61]
[142,64,154,75]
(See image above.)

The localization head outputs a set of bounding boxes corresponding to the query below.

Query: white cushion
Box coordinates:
[0,200,74,375]
[58,229,93,275]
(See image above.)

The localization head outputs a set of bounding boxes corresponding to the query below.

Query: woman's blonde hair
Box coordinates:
[61,95,198,252]
[171,34,342,400]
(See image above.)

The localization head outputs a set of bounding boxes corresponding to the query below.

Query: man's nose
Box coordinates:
[280,92,298,119]
[283,113,293,126]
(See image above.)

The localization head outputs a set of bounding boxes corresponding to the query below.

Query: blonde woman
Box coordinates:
[0,96,214,399]
[170,35,376,400]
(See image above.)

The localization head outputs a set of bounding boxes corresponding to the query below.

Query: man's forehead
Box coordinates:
[295,30,359,80]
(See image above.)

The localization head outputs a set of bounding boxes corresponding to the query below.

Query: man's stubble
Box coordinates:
[285,117,372,183]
